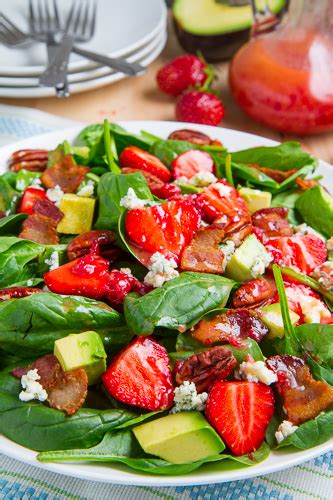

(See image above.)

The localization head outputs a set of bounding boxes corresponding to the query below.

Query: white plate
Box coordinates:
[0,0,167,76]
[0,28,166,88]
[0,122,332,486]
[0,32,167,98]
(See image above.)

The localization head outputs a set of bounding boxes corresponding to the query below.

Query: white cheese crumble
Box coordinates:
[120,188,152,210]
[16,179,26,191]
[189,171,218,187]
[238,360,278,385]
[170,381,208,413]
[119,267,133,278]
[44,251,59,271]
[144,252,179,288]
[299,295,331,323]
[19,369,48,402]
[294,223,325,242]
[219,240,236,264]
[26,279,33,287]
[251,252,273,278]
[77,180,95,198]
[275,420,298,444]
[46,184,64,208]
[212,182,233,198]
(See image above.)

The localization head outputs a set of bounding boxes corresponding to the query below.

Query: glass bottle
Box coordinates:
[229,0,333,135]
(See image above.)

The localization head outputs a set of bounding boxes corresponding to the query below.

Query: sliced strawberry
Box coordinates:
[197,180,250,223]
[206,381,275,455]
[125,199,201,261]
[151,183,182,200]
[102,337,174,411]
[265,234,327,275]
[45,254,111,300]
[172,149,215,180]
[120,146,171,183]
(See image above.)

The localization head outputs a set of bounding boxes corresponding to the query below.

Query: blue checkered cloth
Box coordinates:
[0,104,332,500]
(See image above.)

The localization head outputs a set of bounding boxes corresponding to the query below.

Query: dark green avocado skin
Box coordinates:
[173,1,288,62]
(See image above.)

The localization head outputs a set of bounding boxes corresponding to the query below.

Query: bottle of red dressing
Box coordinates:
[229,0,333,135]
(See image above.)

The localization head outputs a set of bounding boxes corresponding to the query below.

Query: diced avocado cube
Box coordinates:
[54,330,106,385]
[239,187,271,215]
[295,185,333,238]
[225,234,272,281]
[133,411,225,464]
[261,303,300,339]
[57,194,95,234]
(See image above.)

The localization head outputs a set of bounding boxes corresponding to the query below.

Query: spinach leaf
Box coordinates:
[295,324,333,368]
[0,237,66,288]
[0,177,19,214]
[95,172,153,232]
[0,214,27,235]
[231,142,317,172]
[306,357,333,386]
[277,410,333,449]
[0,292,131,357]
[272,189,303,225]
[295,185,333,238]
[0,368,138,451]
[150,139,195,167]
[103,119,120,173]
[37,430,269,475]
[231,163,279,190]
[75,123,104,148]
[124,273,237,335]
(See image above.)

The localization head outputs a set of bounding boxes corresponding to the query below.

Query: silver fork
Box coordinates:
[28,0,72,96]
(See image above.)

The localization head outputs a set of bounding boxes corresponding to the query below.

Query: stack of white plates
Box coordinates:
[0,0,167,98]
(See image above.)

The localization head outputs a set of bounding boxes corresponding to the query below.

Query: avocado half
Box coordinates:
[173,0,288,62]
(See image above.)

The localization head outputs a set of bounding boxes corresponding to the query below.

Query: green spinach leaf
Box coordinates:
[0,214,27,235]
[0,177,19,214]
[124,273,237,335]
[295,324,333,368]
[277,410,333,449]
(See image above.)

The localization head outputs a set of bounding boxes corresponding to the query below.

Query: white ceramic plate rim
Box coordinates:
[0,34,167,98]
[0,0,167,77]
[0,122,332,486]
[0,28,166,87]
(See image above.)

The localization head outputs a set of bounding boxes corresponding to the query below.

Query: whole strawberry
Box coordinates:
[156,54,207,97]
[176,90,225,126]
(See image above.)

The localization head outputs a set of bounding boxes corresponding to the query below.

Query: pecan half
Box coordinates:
[67,230,118,261]
[175,346,237,393]
[252,207,293,239]
[232,278,275,308]
[9,149,48,172]
[214,212,253,248]
[191,309,269,346]
[0,286,42,301]
[180,225,225,274]
[168,129,212,145]
[266,355,333,425]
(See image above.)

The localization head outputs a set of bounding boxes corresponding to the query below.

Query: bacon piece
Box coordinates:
[232,278,275,308]
[180,225,225,274]
[67,229,117,260]
[0,286,42,301]
[12,354,88,415]
[252,207,293,240]
[191,309,269,346]
[121,167,164,192]
[266,355,333,425]
[214,213,253,247]
[174,346,237,393]
[248,164,297,183]
[0,211,5,218]
[41,155,89,193]
[295,178,319,191]
[19,214,59,244]
[9,149,49,172]
[32,198,64,224]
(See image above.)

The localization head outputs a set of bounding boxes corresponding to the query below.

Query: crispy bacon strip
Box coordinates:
[252,207,293,239]
[248,164,297,183]
[12,354,88,415]
[266,355,333,425]
[32,198,64,224]
[67,229,117,260]
[180,225,225,274]
[214,213,253,247]
[41,155,89,193]
[232,278,275,308]
[190,309,269,346]
[0,287,42,301]
[174,346,237,393]
[19,214,59,245]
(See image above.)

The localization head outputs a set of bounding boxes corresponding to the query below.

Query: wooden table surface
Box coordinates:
[2,18,333,164]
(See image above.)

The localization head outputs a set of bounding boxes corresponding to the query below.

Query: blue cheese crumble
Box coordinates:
[238,360,277,385]
[144,252,179,288]
[19,369,48,402]
[120,188,155,210]
[275,420,298,444]
[170,381,208,413]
